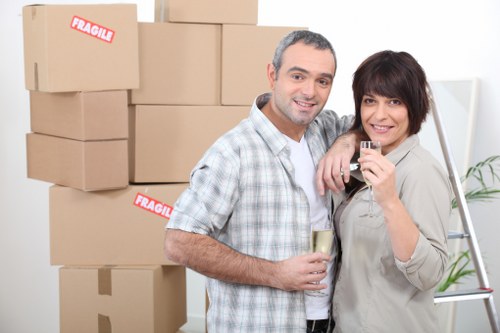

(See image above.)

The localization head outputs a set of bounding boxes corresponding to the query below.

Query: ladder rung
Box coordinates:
[448,230,470,239]
[434,288,494,303]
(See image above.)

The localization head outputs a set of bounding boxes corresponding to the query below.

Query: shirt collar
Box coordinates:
[249,93,289,156]
[385,134,420,166]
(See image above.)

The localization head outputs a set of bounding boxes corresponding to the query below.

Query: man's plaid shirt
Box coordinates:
[167,94,352,332]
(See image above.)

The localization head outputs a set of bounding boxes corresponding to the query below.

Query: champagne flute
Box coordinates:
[360,140,382,217]
[311,228,333,256]
[306,225,334,297]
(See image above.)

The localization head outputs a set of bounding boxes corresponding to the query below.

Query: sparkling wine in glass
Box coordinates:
[311,229,334,255]
[306,226,334,297]
[360,140,382,217]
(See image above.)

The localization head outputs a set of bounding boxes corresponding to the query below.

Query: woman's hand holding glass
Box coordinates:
[358,143,397,214]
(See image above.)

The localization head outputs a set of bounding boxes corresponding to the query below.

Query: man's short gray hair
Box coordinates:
[272,30,337,77]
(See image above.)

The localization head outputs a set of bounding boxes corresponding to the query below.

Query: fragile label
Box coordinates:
[70,16,115,43]
[133,193,173,220]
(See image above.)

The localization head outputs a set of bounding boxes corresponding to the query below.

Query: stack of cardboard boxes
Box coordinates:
[23,1,306,332]
[23,4,186,333]
[130,0,305,186]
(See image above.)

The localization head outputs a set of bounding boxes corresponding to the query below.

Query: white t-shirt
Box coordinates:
[285,135,333,320]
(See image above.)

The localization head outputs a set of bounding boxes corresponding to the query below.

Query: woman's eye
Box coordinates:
[390,99,402,105]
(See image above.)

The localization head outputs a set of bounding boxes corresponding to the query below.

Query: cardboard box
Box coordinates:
[129,105,248,183]
[50,183,188,265]
[23,4,139,92]
[157,0,258,24]
[60,265,186,333]
[30,90,128,141]
[131,23,221,105]
[222,25,305,105]
[26,133,128,191]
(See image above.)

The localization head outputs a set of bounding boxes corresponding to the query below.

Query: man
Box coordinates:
[164,30,354,332]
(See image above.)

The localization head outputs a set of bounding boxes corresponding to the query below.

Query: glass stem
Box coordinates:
[368,186,374,216]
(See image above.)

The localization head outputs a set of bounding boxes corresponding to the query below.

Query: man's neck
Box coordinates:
[260,99,306,142]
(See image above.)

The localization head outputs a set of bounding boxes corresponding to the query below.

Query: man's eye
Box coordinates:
[318,79,331,86]
[291,74,303,80]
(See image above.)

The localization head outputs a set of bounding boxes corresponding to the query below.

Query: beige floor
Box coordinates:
[177,328,204,333]
[177,320,205,333]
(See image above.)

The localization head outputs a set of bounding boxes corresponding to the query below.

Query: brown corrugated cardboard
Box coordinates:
[157,0,258,24]
[50,183,188,265]
[221,25,306,106]
[26,133,128,191]
[130,22,221,105]
[60,265,186,333]
[129,105,248,183]
[23,4,139,92]
[30,90,128,141]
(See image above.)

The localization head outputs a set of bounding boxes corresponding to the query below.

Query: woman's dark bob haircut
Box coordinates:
[350,50,430,135]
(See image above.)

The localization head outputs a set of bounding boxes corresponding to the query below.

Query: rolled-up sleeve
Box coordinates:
[395,159,452,291]
[167,146,240,236]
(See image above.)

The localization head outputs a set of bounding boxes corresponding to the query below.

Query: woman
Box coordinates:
[331,51,452,332]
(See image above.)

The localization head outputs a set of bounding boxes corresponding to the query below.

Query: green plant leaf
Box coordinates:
[462,155,500,186]
[437,250,476,292]
[452,188,500,208]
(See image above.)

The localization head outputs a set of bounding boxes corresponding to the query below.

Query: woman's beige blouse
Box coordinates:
[332,135,453,333]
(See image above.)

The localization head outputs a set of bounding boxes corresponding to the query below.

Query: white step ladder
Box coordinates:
[429,87,500,332]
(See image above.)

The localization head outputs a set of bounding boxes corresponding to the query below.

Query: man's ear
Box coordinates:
[266,63,277,90]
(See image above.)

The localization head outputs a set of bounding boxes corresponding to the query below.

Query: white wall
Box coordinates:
[2,1,499,332]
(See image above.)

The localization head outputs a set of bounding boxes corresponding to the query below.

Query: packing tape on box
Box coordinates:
[98,314,112,333]
[98,266,114,296]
